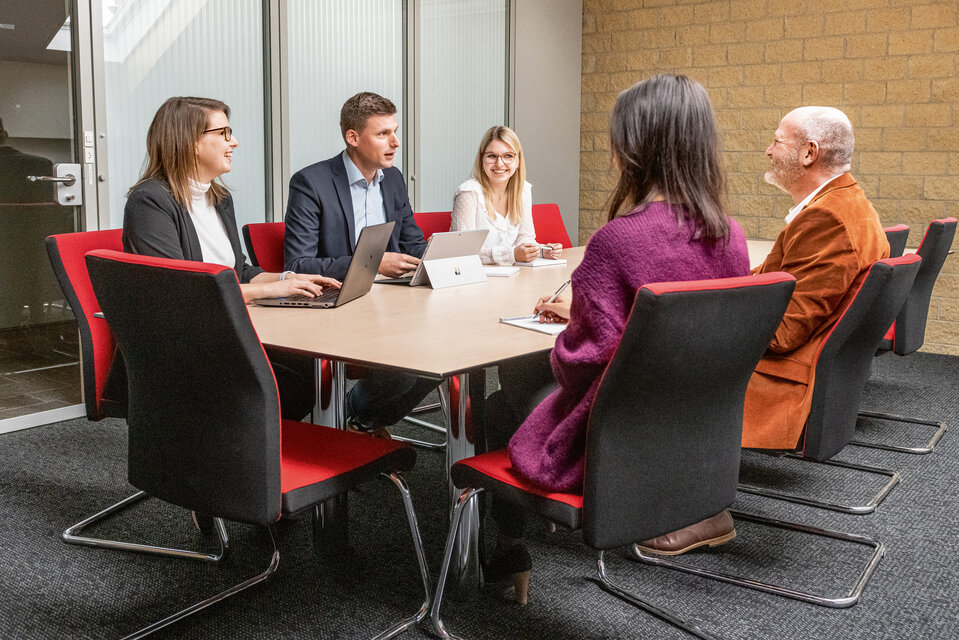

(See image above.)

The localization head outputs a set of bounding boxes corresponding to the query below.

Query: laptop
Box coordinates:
[376,229,489,286]
[253,221,395,308]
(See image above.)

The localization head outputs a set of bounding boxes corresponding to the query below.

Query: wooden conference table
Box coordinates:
[248,240,773,588]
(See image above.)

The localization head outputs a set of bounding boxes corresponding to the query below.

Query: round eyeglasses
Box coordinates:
[203,126,233,141]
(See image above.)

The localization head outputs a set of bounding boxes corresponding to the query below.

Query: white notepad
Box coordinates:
[514,257,567,268]
[500,315,567,335]
[485,266,520,277]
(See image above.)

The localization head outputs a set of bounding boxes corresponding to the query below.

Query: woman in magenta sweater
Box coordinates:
[485,74,750,603]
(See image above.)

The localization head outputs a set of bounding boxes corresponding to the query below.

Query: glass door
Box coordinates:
[0,0,85,429]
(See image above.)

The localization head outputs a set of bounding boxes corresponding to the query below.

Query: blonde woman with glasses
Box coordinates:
[451,126,562,265]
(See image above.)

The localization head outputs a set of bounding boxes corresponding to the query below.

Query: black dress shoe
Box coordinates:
[484,544,532,605]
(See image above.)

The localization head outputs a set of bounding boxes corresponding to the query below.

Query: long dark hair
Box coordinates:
[606,74,729,243]
[130,96,231,209]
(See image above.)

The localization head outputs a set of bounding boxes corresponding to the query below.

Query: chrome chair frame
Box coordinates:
[124,472,432,640]
[850,410,947,455]
[394,385,450,450]
[631,510,885,609]
[737,451,901,515]
[431,487,724,640]
[63,490,229,562]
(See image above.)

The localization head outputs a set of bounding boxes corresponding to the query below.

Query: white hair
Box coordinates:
[787,106,854,173]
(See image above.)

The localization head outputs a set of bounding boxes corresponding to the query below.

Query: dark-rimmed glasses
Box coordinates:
[203,126,232,141]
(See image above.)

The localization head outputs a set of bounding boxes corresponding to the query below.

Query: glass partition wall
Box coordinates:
[100,0,267,230]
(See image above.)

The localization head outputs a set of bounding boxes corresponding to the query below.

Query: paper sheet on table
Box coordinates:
[513,257,567,268]
[499,315,567,335]
[484,266,520,277]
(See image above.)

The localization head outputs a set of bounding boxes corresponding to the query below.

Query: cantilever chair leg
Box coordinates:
[432,488,727,640]
[63,490,229,562]
[738,451,901,514]
[122,522,276,640]
[395,384,450,451]
[597,551,725,640]
[631,510,885,608]
[373,472,434,640]
[851,410,947,454]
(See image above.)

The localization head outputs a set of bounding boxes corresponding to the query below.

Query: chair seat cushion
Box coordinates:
[280,420,415,515]
[451,450,583,530]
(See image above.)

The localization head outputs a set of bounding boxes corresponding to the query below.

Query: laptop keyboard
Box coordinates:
[286,288,339,303]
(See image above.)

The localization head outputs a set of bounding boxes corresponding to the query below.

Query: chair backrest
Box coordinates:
[242,221,286,272]
[889,217,956,356]
[85,249,282,526]
[883,224,910,258]
[531,203,573,248]
[45,229,125,421]
[582,272,796,549]
[803,254,923,460]
[413,211,452,240]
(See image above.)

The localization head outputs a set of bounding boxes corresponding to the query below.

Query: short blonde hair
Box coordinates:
[471,126,526,226]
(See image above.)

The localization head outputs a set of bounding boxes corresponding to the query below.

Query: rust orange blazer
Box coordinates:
[742,173,890,449]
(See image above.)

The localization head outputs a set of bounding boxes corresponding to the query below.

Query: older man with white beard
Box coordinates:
[741,106,889,450]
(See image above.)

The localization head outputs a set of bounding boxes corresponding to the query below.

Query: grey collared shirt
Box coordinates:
[342,149,387,242]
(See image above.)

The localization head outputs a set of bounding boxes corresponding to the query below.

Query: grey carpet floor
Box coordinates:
[1,352,957,639]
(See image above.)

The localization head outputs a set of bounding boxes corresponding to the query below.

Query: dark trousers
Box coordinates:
[485,351,558,539]
[346,368,440,428]
[264,346,316,421]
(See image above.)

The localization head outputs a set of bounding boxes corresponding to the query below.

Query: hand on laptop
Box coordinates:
[379,252,421,278]
[287,273,342,289]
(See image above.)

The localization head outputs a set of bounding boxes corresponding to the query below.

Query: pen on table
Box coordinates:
[534,279,571,318]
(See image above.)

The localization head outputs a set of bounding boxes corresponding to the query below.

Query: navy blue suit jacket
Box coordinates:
[283,153,426,279]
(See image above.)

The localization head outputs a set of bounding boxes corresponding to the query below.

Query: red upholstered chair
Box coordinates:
[47,230,218,560]
[241,220,285,271]
[85,249,431,638]
[531,203,573,247]
[739,254,924,514]
[413,211,452,240]
[855,217,956,454]
[883,224,910,258]
[431,273,829,639]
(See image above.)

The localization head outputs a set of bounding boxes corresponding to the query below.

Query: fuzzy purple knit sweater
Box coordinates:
[507,202,750,492]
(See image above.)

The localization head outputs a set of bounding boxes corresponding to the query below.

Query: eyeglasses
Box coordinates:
[483,152,516,164]
[203,126,232,141]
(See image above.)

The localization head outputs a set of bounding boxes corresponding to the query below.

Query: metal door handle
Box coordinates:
[27,174,77,187]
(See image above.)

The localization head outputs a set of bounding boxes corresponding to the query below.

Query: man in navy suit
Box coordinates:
[284,92,426,280]
[283,92,434,437]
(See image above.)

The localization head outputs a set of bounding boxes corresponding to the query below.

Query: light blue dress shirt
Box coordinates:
[342,149,387,243]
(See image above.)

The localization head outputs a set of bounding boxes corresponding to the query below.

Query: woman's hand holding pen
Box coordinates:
[534,296,570,324]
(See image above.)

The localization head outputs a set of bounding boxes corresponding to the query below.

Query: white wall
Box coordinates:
[512,0,582,242]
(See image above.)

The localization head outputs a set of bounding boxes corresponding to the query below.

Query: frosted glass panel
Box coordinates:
[101,0,266,231]
[419,0,507,211]
[287,0,404,176]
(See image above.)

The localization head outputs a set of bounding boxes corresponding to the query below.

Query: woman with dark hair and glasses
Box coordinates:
[484,74,750,603]
[122,96,339,419]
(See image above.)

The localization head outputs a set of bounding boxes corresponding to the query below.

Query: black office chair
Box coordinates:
[431,272,798,640]
[739,254,924,514]
[854,217,956,453]
[85,249,431,639]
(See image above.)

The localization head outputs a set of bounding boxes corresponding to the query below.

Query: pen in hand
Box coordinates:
[533,279,571,318]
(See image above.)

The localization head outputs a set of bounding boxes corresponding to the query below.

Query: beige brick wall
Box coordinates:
[580,0,959,355]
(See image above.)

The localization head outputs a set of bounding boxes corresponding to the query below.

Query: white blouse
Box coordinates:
[450,178,536,265]
[188,179,235,268]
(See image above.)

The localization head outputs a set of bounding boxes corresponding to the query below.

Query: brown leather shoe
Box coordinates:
[633,510,736,556]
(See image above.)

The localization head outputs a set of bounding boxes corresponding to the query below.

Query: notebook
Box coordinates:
[376,229,489,286]
[499,314,567,335]
[253,221,394,308]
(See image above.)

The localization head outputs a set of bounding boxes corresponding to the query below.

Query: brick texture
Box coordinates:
[580,0,959,354]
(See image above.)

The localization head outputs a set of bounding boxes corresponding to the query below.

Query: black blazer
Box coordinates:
[283,153,426,279]
[123,178,262,283]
